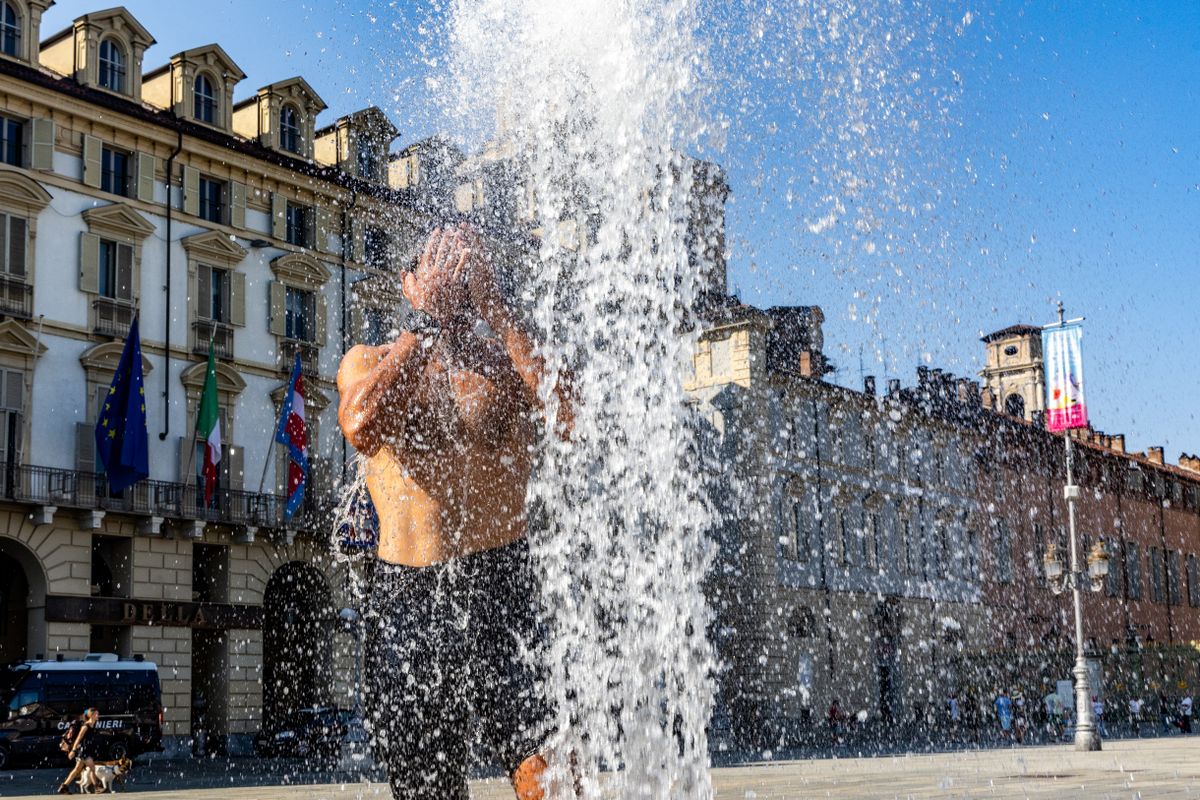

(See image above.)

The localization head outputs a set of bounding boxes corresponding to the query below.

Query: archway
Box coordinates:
[0,538,46,663]
[262,562,334,730]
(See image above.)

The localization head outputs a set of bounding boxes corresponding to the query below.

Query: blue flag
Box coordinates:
[94,317,149,492]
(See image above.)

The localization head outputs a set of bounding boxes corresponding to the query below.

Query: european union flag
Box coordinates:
[94,316,149,493]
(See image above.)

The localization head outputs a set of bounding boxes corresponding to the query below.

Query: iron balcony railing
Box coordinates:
[0,276,32,319]
[278,337,319,378]
[193,319,235,359]
[0,463,322,531]
[93,298,136,339]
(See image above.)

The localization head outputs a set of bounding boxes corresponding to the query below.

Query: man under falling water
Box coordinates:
[337,225,572,799]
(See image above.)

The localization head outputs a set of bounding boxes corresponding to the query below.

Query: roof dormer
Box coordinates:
[39,7,155,99]
[142,44,246,132]
[231,77,326,160]
[313,107,399,183]
[0,0,54,65]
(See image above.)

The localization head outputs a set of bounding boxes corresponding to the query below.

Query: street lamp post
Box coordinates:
[1043,444,1111,751]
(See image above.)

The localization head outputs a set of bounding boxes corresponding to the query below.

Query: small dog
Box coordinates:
[77,756,132,794]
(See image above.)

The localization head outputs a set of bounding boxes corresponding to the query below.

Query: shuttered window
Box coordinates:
[0,113,22,167]
[97,240,133,301]
[100,147,130,196]
[285,202,309,247]
[197,265,230,323]
[0,213,26,277]
[198,177,224,223]
[0,368,23,471]
[284,286,315,342]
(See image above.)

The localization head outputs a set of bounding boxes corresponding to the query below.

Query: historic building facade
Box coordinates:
[0,4,438,755]
[689,305,1200,746]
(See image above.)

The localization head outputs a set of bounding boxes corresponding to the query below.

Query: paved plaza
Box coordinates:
[1,737,1197,799]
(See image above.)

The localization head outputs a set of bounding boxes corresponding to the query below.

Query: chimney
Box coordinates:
[798,351,814,378]
[917,365,930,384]
[863,375,876,396]
[886,378,901,397]
[980,387,995,410]
[1147,446,1165,465]
[1179,454,1200,474]
[1111,434,1125,454]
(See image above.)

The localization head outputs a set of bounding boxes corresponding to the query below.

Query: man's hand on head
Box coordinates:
[403,227,472,324]
[460,226,512,332]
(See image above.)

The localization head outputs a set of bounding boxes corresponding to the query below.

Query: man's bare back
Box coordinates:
[337,225,555,566]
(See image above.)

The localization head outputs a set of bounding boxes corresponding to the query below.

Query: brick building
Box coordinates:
[689,305,1200,745]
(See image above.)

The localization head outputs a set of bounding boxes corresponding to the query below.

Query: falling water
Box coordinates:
[447,1,718,797]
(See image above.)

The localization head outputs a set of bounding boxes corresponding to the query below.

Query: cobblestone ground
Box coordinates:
[1,737,1197,799]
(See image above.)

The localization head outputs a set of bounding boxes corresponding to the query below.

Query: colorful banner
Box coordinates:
[1042,323,1088,432]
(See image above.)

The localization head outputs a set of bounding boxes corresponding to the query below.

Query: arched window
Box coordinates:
[193,74,216,124]
[279,105,300,154]
[0,2,20,58]
[1004,393,1025,419]
[98,39,126,93]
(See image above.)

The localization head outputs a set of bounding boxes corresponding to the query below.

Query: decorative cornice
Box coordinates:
[81,202,155,242]
[79,340,153,376]
[0,166,52,214]
[182,230,248,266]
[270,252,331,288]
[180,359,247,395]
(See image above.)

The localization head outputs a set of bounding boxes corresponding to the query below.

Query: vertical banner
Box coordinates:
[1042,323,1088,432]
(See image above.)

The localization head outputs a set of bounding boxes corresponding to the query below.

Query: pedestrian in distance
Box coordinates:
[1128,695,1143,737]
[1091,694,1106,738]
[56,707,99,795]
[1159,690,1174,734]
[994,689,1013,743]
[1013,691,1028,744]
[1043,688,1063,741]
[947,693,961,741]
[1178,694,1193,734]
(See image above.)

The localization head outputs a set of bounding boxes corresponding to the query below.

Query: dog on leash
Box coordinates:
[76,756,132,794]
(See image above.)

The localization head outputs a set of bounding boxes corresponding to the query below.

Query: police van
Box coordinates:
[0,654,163,768]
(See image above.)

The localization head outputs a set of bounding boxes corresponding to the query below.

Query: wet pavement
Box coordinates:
[1,736,1196,798]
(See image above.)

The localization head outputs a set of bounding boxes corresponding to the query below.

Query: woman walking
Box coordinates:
[56,708,99,795]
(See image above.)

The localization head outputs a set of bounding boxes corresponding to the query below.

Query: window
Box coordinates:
[993,521,1013,584]
[284,286,315,342]
[100,147,130,196]
[903,518,921,576]
[364,226,390,268]
[197,265,230,323]
[357,141,378,180]
[363,308,391,346]
[285,202,309,247]
[98,39,126,93]
[0,114,21,167]
[0,213,26,277]
[792,501,811,563]
[97,240,133,302]
[0,368,24,470]
[1105,538,1123,598]
[1188,554,1200,608]
[1148,547,1164,603]
[1125,542,1142,600]
[1168,550,1182,606]
[198,177,224,224]
[0,1,19,58]
[279,105,300,153]
[194,74,216,124]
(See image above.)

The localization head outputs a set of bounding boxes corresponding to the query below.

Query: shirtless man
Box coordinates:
[338,225,568,799]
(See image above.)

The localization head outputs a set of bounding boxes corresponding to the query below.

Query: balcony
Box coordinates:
[278,338,319,378]
[93,298,136,339]
[0,463,324,532]
[193,319,235,360]
[0,276,32,319]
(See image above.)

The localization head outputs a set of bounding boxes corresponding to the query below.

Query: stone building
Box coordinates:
[689,302,1200,746]
[0,3,433,754]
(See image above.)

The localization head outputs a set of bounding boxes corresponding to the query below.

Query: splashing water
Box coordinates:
[447,1,717,797]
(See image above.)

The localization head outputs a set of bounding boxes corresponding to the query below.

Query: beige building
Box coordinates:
[0,3,440,755]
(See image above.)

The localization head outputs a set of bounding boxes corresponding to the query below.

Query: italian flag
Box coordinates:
[196,342,221,506]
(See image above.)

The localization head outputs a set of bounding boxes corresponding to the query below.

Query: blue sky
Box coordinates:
[44,1,1199,456]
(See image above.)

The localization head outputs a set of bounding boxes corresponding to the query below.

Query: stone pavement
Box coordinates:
[1,737,1197,798]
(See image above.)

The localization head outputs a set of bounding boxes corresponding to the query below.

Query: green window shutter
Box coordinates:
[349,307,365,344]
[268,280,286,336]
[177,435,194,484]
[79,233,100,293]
[229,270,246,327]
[6,216,26,278]
[81,135,102,188]
[196,265,212,319]
[314,294,327,346]
[225,444,244,490]
[76,422,97,475]
[182,166,200,216]
[30,119,55,171]
[270,193,286,240]
[229,181,246,229]
[136,152,156,203]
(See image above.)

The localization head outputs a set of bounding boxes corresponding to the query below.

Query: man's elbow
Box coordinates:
[338,403,382,457]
